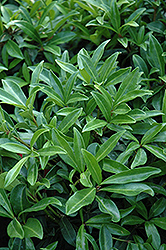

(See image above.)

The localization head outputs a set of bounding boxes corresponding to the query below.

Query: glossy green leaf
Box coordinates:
[92,39,110,67]
[110,114,136,124]
[10,184,31,215]
[30,128,49,148]
[74,128,85,172]
[66,187,96,215]
[99,225,113,250]
[82,149,102,184]
[9,20,42,45]
[40,241,58,250]
[110,0,120,31]
[105,67,131,87]
[162,90,166,123]
[27,162,38,186]
[64,72,78,103]
[19,197,61,216]
[130,148,147,169]
[141,123,165,145]
[103,158,129,173]
[4,156,29,188]
[96,131,125,162]
[145,222,161,250]
[6,40,24,60]
[60,217,76,246]
[7,218,24,239]
[44,44,61,56]
[58,108,82,134]
[101,183,154,196]
[85,233,99,250]
[121,215,145,226]
[0,188,14,218]
[114,103,131,114]
[149,198,166,219]
[76,225,88,250]
[23,218,43,239]
[0,142,31,155]
[143,145,166,162]
[150,217,166,230]
[82,118,107,132]
[79,54,98,81]
[30,60,44,87]
[96,196,120,222]
[133,54,148,77]
[101,167,160,185]
[37,146,66,156]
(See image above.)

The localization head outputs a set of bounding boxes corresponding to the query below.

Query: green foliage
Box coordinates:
[0,0,166,249]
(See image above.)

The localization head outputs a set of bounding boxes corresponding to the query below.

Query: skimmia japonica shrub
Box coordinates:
[0,0,166,249]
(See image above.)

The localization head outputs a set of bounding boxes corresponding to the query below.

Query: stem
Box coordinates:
[112,237,132,243]
[79,209,84,224]
[13,135,31,149]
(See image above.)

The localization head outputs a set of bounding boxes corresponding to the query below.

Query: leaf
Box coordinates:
[143,145,166,162]
[110,0,120,31]
[40,241,58,250]
[103,158,129,173]
[60,217,76,246]
[96,131,125,162]
[74,128,85,172]
[4,156,29,188]
[82,149,102,184]
[30,128,49,148]
[9,20,42,45]
[10,184,31,215]
[0,142,31,155]
[141,123,165,145]
[44,44,61,56]
[37,146,66,156]
[64,72,78,103]
[82,118,107,132]
[133,54,148,77]
[30,60,44,87]
[91,39,110,67]
[6,40,24,59]
[76,225,89,250]
[101,183,154,196]
[19,197,62,216]
[7,218,24,239]
[162,90,166,123]
[150,217,166,230]
[79,54,98,81]
[101,167,161,185]
[66,187,96,215]
[80,170,93,187]
[149,34,165,76]
[27,162,38,186]
[58,108,82,134]
[130,148,147,169]
[99,225,113,250]
[145,222,161,250]
[23,218,43,239]
[0,188,14,218]
[114,103,131,115]
[149,198,166,219]
[96,196,120,222]
[105,67,131,87]
[91,91,112,122]
[110,114,136,124]
[121,215,145,226]
[85,233,99,250]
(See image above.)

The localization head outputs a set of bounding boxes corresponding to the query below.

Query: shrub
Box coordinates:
[0,0,166,249]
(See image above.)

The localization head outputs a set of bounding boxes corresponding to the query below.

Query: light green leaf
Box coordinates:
[7,218,24,239]
[30,128,49,148]
[80,170,93,187]
[0,188,14,218]
[6,40,24,59]
[101,183,154,196]
[82,118,107,132]
[82,149,102,184]
[30,60,44,86]
[101,167,160,185]
[96,196,120,222]
[64,72,78,103]
[58,108,82,134]
[103,158,129,173]
[76,225,89,250]
[44,44,61,56]
[74,127,85,172]
[130,148,147,169]
[79,54,98,81]
[105,67,131,87]
[96,131,125,162]
[85,233,99,250]
[23,218,43,239]
[110,114,136,124]
[66,187,96,215]
[37,146,66,156]
[162,90,166,123]
[0,142,31,155]
[114,103,131,114]
[40,241,58,250]
[92,39,110,67]
[4,156,29,188]
[110,0,120,31]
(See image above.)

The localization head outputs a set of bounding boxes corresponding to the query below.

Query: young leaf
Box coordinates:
[4,156,29,188]
[82,149,102,184]
[92,39,110,67]
[64,72,78,103]
[74,128,85,172]
[95,131,125,162]
[23,218,43,239]
[66,187,96,215]
[7,218,24,239]
[82,118,107,132]
[130,148,147,169]
[76,225,89,250]
[30,128,49,148]
[101,167,161,185]
[79,54,98,82]
[96,196,120,222]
